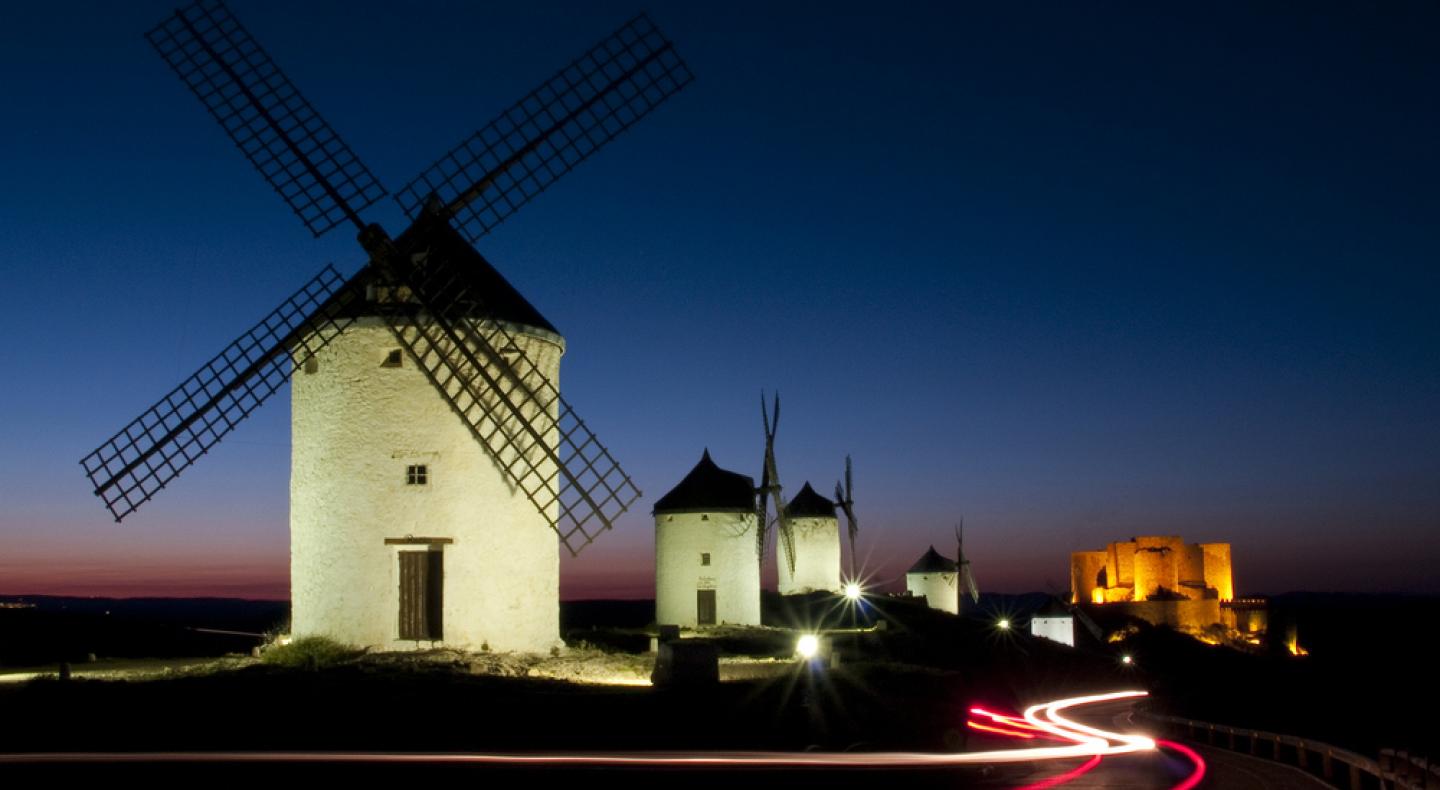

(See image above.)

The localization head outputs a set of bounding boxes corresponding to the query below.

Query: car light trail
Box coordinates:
[967,719,1039,739]
[0,690,1156,769]
[970,707,1074,742]
[1027,691,1156,756]
[1014,754,1103,790]
[1158,740,1206,790]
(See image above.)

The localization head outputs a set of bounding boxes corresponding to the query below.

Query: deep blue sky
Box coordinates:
[1,1,1437,598]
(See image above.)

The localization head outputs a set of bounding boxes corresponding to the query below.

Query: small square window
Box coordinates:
[382,349,403,368]
[700,553,710,566]
[302,357,318,375]
[406,465,428,485]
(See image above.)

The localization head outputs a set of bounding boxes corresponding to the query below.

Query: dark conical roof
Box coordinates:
[907,545,957,574]
[785,482,836,518]
[332,212,559,334]
[653,450,757,515]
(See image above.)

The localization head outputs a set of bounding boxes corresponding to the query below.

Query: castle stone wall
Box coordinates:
[1077,536,1235,607]
[1201,543,1233,601]
[1111,598,1222,633]
[1108,541,1136,588]
[1071,551,1107,603]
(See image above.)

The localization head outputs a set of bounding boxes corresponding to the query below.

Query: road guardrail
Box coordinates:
[1138,710,1438,790]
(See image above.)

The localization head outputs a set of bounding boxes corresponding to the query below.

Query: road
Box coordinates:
[1012,698,1333,789]
[0,690,1332,787]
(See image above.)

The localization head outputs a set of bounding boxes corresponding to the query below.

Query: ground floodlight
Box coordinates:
[796,633,820,659]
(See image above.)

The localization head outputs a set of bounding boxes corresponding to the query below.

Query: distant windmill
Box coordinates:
[956,519,980,605]
[834,455,859,579]
[79,0,693,651]
[757,392,795,574]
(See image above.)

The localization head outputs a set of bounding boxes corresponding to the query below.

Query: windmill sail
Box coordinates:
[146,0,385,236]
[759,392,795,574]
[80,265,360,521]
[835,455,859,579]
[395,13,695,243]
[383,222,640,555]
[956,519,980,604]
[87,0,687,556]
[755,432,771,562]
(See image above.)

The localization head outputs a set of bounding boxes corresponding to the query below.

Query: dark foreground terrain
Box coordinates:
[0,593,1121,756]
[2,592,1433,764]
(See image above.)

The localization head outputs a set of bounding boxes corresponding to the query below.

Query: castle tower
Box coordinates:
[653,451,761,628]
[906,546,959,615]
[290,223,564,653]
[777,482,842,595]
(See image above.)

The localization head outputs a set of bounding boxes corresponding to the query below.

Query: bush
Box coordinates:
[260,636,361,671]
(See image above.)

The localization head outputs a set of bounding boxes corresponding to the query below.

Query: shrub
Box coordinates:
[260,636,361,671]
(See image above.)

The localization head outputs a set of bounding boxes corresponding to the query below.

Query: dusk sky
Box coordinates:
[1,1,1437,600]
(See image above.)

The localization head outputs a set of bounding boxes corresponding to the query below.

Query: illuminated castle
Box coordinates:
[1071,536,1237,636]
[1072,536,1232,604]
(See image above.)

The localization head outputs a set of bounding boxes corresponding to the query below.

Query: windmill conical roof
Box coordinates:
[785,482,836,518]
[332,213,559,334]
[907,545,957,574]
[652,450,756,514]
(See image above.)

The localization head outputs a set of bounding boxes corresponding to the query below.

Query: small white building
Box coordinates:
[290,224,565,654]
[1029,599,1076,647]
[905,546,959,615]
[654,451,761,628]
[777,482,842,595]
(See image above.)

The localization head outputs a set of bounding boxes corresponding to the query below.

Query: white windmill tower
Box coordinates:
[905,523,979,615]
[80,1,693,652]
[778,483,842,595]
[755,393,842,595]
[653,451,762,628]
[905,546,960,615]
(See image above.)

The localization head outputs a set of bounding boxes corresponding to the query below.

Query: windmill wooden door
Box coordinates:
[696,589,716,626]
[398,550,444,641]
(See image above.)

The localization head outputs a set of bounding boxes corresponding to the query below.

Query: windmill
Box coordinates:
[956,519,980,605]
[79,0,693,650]
[834,455,859,580]
[756,391,795,575]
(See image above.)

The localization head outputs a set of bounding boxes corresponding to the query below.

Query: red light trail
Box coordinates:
[967,700,1207,790]
[1014,755,1104,790]
[1158,740,1207,790]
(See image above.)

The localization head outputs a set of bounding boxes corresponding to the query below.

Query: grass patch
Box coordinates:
[260,637,362,671]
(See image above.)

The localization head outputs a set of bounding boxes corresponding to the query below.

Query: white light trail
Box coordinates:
[0,690,1156,768]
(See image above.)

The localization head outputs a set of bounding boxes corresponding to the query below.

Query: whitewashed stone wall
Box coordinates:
[1030,616,1075,647]
[776,515,841,595]
[291,317,565,653]
[906,570,959,615]
[655,511,761,627]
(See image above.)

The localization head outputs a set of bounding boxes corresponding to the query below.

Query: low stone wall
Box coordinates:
[1109,598,1222,631]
